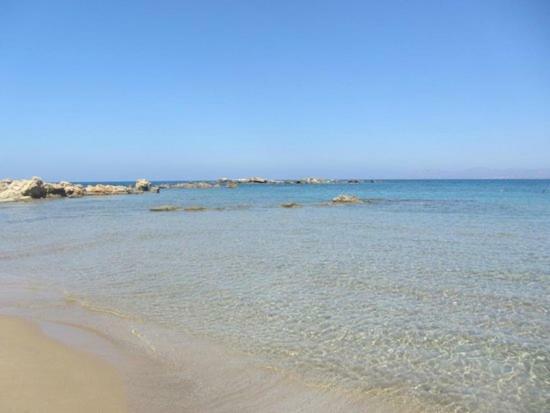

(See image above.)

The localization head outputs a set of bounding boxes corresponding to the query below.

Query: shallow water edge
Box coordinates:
[0,284,433,413]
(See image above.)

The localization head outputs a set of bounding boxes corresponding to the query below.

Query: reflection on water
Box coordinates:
[1,180,549,412]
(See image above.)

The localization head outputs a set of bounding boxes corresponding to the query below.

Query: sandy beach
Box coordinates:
[0,315,127,413]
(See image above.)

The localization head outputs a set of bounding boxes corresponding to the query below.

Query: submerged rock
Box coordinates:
[226,181,238,188]
[150,205,182,212]
[331,194,363,204]
[184,206,207,212]
[281,202,301,208]
[171,182,216,189]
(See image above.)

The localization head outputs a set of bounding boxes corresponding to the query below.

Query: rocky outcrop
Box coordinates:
[135,179,152,192]
[246,177,269,184]
[84,184,133,196]
[300,177,331,184]
[281,202,301,208]
[227,177,272,184]
[331,194,363,204]
[44,181,85,198]
[0,177,47,202]
[0,177,160,203]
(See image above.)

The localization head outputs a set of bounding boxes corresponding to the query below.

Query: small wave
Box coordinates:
[63,292,139,322]
[131,328,157,353]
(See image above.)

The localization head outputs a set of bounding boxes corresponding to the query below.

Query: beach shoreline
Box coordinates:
[0,314,128,413]
[0,285,426,413]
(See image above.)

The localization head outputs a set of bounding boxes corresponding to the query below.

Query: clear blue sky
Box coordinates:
[1,0,549,180]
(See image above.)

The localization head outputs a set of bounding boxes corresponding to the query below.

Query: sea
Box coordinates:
[1,179,549,412]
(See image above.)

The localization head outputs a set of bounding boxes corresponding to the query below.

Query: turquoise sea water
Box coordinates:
[1,180,549,412]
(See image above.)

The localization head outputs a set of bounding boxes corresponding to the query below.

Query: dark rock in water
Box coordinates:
[347,179,360,184]
[184,206,207,212]
[44,183,67,197]
[281,202,301,208]
[149,205,182,212]
[226,181,238,188]
[247,177,268,184]
[135,179,152,191]
[22,177,47,199]
[331,194,363,204]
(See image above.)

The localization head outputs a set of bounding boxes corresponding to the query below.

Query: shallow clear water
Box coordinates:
[1,180,549,412]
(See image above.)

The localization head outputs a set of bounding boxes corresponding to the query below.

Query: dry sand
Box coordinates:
[0,315,127,413]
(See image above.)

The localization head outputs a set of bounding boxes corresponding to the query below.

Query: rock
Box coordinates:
[294,177,331,184]
[0,183,27,202]
[150,205,182,212]
[220,177,274,184]
[21,177,47,199]
[192,182,215,189]
[226,181,238,188]
[247,177,268,184]
[85,184,132,196]
[135,179,152,191]
[0,177,47,202]
[44,183,68,197]
[0,177,152,202]
[184,206,207,212]
[59,182,84,198]
[171,182,215,189]
[303,177,329,184]
[281,202,301,208]
[232,177,269,184]
[0,178,13,188]
[65,186,85,197]
[331,194,363,204]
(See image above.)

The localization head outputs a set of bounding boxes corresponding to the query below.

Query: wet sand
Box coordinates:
[0,315,127,413]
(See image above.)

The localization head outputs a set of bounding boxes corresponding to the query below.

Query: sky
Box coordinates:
[1,0,549,180]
